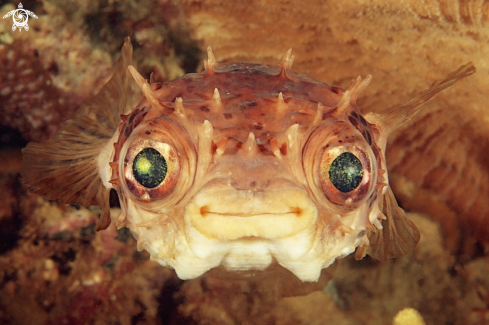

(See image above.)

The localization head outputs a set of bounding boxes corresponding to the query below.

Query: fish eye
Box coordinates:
[132,148,167,188]
[122,140,181,201]
[316,145,374,206]
[328,152,363,192]
[302,121,378,207]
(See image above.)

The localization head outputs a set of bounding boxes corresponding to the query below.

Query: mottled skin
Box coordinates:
[22,38,473,282]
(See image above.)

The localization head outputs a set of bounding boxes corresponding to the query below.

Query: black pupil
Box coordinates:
[328,152,364,192]
[132,148,167,188]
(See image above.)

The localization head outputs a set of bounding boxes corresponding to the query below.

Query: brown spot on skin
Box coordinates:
[330,87,342,95]
[280,143,287,155]
[211,141,218,154]
[258,145,270,155]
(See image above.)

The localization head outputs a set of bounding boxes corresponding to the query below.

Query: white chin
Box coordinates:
[127,189,369,282]
[146,220,365,282]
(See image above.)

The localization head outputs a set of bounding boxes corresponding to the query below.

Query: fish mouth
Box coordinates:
[199,206,304,218]
[181,188,320,279]
[184,188,317,240]
[191,211,308,240]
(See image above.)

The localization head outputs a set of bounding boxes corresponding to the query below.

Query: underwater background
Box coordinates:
[0,0,488,324]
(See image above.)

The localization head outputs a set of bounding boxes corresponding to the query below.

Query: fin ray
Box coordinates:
[21,37,140,230]
[381,62,475,133]
[366,187,420,260]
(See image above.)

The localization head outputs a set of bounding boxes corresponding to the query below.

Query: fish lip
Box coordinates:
[199,206,304,218]
[186,211,315,240]
[184,188,317,241]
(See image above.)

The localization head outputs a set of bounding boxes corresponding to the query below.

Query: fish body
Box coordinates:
[21,38,474,281]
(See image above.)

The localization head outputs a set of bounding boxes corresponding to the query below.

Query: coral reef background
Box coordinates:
[0,0,488,324]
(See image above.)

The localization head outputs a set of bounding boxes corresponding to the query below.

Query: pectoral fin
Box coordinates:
[366,187,420,261]
[21,37,139,230]
[360,62,476,261]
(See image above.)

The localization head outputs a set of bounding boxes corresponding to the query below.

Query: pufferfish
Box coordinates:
[21,38,475,282]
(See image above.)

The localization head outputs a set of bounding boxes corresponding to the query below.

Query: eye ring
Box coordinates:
[318,146,373,206]
[123,140,180,201]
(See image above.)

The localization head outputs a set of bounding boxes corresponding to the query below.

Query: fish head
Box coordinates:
[22,38,474,281]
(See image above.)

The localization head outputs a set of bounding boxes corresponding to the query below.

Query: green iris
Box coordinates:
[329,152,363,192]
[132,148,167,188]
